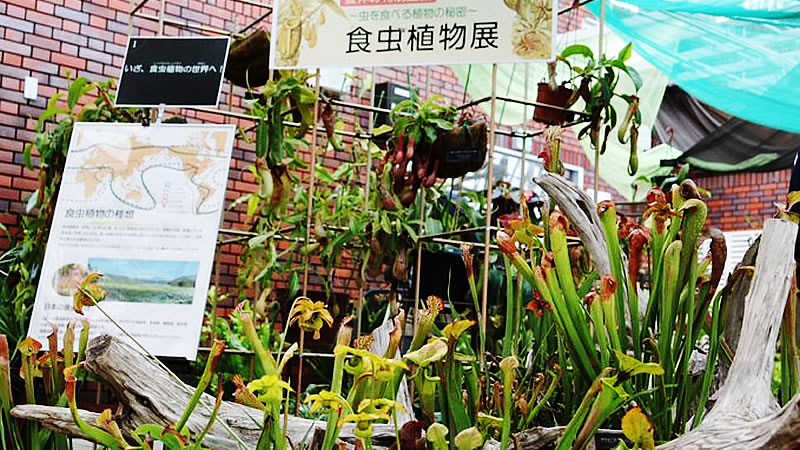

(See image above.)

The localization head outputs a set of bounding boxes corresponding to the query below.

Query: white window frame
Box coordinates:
[459,146,584,202]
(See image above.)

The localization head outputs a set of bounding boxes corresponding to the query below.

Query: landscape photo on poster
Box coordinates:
[87,258,199,305]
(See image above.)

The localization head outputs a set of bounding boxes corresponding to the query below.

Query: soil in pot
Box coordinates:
[225,29,271,88]
[431,120,489,179]
[534,82,575,125]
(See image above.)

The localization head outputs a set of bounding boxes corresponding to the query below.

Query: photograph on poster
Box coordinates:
[88,258,199,305]
[52,263,89,296]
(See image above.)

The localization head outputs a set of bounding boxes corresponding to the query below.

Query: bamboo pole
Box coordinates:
[356,67,377,339]
[158,0,165,35]
[296,69,322,414]
[521,63,530,213]
[413,67,432,329]
[480,64,499,372]
[594,0,606,204]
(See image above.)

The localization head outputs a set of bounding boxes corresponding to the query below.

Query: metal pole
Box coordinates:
[480,64,499,372]
[297,69,322,414]
[594,0,606,204]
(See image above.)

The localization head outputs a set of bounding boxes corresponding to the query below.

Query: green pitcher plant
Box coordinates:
[497,180,727,441]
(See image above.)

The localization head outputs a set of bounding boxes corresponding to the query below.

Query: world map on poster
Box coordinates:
[63,126,232,215]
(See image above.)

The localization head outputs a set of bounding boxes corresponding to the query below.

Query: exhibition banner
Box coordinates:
[270,0,556,69]
[27,123,235,359]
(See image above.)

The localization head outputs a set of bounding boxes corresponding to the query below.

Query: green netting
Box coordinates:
[587,0,800,133]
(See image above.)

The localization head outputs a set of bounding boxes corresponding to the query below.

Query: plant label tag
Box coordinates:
[446,147,483,164]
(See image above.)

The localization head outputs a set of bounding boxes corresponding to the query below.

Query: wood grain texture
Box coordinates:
[659,219,798,449]
[534,173,612,277]
[11,334,398,449]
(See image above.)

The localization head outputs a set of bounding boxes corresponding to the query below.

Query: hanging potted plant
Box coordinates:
[385,96,488,201]
[535,82,575,125]
[535,60,577,125]
[430,111,489,179]
[235,71,317,303]
[557,42,643,175]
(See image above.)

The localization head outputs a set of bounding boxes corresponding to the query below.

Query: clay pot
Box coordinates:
[534,82,575,125]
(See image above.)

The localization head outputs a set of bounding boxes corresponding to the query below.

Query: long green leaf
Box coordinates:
[561,44,594,60]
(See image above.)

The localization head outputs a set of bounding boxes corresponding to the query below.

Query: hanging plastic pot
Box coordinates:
[534,82,575,125]
[224,30,271,88]
[431,120,489,179]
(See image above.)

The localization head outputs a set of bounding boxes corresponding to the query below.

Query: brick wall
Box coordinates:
[1,0,618,308]
[695,169,790,232]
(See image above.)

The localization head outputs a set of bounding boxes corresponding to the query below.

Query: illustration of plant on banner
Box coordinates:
[271,0,557,69]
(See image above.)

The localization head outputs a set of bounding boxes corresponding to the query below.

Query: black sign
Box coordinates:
[115,36,231,107]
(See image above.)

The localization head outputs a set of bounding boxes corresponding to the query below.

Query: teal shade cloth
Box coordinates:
[587,0,800,133]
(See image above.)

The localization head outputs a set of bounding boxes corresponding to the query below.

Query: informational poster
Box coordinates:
[270,0,556,69]
[28,123,235,359]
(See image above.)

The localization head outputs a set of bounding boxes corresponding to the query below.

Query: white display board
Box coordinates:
[28,123,235,360]
[270,0,557,69]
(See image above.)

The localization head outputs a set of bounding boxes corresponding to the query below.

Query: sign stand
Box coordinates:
[155,103,166,125]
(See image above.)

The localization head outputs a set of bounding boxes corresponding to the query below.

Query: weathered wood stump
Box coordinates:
[658,219,799,449]
[534,173,612,277]
[10,334,398,449]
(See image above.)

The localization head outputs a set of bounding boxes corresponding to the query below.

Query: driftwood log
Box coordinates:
[10,335,397,449]
[534,173,612,277]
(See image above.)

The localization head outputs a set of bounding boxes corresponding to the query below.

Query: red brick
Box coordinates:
[0,188,19,201]
[31,47,50,60]
[90,15,107,28]
[61,42,78,56]
[8,0,36,7]
[86,61,103,75]
[2,53,23,66]
[62,19,80,33]
[0,176,11,188]
[108,0,129,11]
[5,28,25,42]
[12,177,38,190]
[51,53,86,69]
[6,4,28,17]
[36,1,55,14]
[26,9,62,27]
[1,78,21,91]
